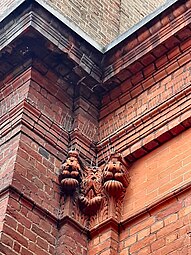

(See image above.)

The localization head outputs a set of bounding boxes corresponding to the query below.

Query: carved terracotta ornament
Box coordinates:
[103,152,130,197]
[79,167,103,216]
[59,150,81,193]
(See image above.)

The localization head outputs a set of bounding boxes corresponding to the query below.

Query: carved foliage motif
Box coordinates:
[79,167,103,216]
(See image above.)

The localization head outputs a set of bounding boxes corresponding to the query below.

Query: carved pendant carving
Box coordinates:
[59,150,82,193]
[103,152,130,197]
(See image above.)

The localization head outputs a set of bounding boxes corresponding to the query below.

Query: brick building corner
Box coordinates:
[1,0,191,254]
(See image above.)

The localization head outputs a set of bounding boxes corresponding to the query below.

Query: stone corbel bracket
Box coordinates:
[100,152,130,223]
[59,151,103,219]
[103,152,130,197]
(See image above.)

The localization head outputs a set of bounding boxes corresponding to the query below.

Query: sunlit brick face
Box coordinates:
[45,0,166,45]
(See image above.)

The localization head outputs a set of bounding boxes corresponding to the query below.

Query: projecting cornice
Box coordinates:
[0,0,186,91]
[0,4,102,91]
[0,0,178,52]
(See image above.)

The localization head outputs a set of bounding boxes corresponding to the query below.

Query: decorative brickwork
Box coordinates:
[79,166,103,216]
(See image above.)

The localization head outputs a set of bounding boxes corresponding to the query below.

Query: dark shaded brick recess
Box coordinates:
[1,0,191,254]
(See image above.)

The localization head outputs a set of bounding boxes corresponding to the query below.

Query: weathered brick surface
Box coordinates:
[0,193,9,237]
[0,67,70,217]
[0,69,30,119]
[13,132,61,216]
[29,68,73,127]
[0,135,20,193]
[0,66,72,253]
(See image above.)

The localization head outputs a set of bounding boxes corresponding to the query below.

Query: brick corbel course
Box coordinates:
[98,87,191,161]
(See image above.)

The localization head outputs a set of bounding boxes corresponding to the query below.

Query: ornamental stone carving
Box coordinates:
[59,150,131,227]
[59,150,82,193]
[103,152,130,197]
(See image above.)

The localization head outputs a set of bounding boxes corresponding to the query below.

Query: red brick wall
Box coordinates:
[29,68,73,127]
[0,193,9,236]
[122,127,191,220]
[98,34,191,165]
[56,223,88,255]
[0,190,57,255]
[88,228,119,255]
[0,69,31,192]
[120,188,191,255]
[1,2,191,254]
[0,66,70,216]
[0,66,93,254]
[13,132,61,216]
[0,136,20,192]
[0,66,65,254]
[99,40,191,141]
[88,128,191,255]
